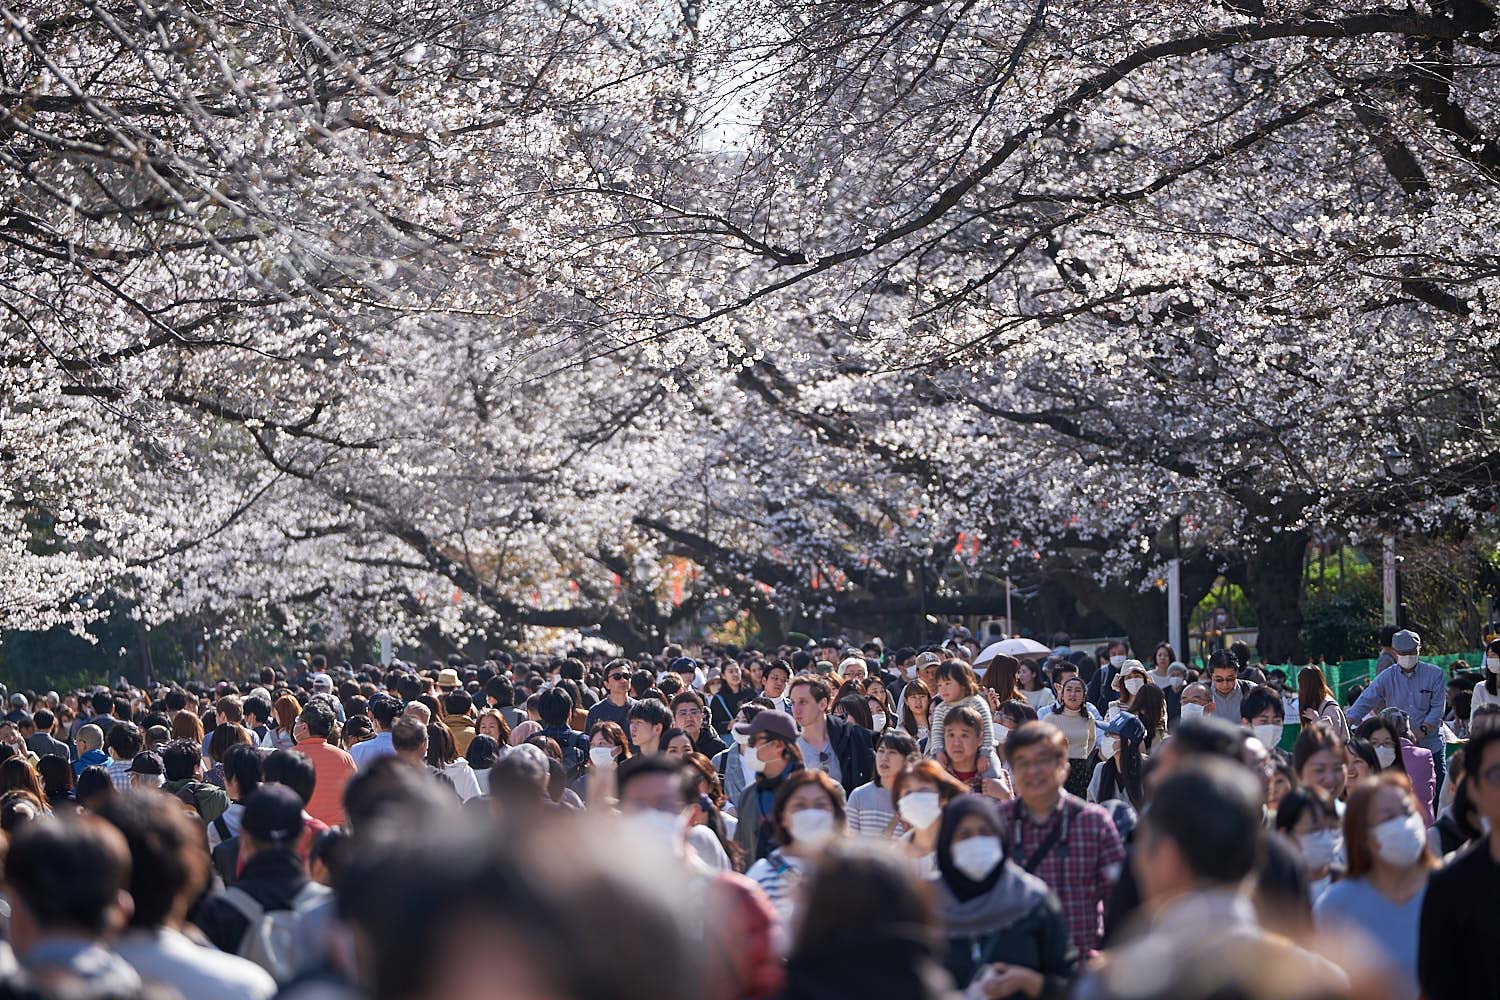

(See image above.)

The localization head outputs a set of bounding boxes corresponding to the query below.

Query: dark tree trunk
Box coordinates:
[1045,551,1221,659]
[1236,530,1309,664]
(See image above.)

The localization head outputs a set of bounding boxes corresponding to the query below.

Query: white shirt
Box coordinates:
[115,927,275,1000]
[442,759,483,801]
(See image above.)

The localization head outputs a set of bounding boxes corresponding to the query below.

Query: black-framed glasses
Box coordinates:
[607,673,629,681]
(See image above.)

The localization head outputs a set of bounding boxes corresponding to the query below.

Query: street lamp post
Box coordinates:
[1379,446,1410,629]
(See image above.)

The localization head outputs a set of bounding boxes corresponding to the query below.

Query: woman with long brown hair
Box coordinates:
[1299,664,1349,741]
[262,694,303,751]
[0,757,48,811]
[1315,772,1436,1000]
[979,653,1020,713]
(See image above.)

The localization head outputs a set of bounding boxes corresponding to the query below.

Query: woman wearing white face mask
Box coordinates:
[848,730,920,836]
[1107,661,1150,721]
[746,769,847,953]
[1276,787,1344,903]
[1355,716,1436,825]
[933,795,1077,996]
[1470,639,1500,725]
[1314,774,1438,1000]
[1086,713,1146,810]
[893,761,968,877]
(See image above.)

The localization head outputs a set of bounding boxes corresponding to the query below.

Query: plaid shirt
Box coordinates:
[106,757,134,790]
[998,792,1124,956]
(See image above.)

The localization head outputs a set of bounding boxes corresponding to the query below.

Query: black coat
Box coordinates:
[943,894,1076,996]
[708,686,756,734]
[826,716,875,795]
[193,848,309,955]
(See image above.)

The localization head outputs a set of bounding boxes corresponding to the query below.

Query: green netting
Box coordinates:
[1271,652,1482,754]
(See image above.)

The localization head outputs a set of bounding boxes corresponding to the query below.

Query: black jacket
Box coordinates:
[1420,838,1500,1000]
[943,894,1075,996]
[1086,666,1117,717]
[825,716,875,796]
[708,686,756,734]
[693,727,729,759]
[193,848,309,955]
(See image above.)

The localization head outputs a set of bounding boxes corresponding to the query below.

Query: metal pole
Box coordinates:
[1169,514,1183,656]
[1382,535,1398,626]
[1005,576,1013,635]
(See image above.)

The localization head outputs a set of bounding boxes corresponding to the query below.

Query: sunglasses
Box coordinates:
[607,673,630,681]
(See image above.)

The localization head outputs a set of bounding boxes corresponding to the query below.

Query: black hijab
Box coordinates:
[935,794,1005,902]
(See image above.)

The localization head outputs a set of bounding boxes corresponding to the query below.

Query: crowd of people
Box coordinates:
[0,623,1493,1000]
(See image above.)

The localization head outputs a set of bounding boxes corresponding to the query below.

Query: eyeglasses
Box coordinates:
[677,708,703,719]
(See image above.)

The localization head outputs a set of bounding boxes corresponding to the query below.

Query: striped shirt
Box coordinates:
[847,782,902,837]
[746,849,806,954]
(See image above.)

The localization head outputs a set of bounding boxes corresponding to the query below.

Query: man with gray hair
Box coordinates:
[1348,628,1448,792]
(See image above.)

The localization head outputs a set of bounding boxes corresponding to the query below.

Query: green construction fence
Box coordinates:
[1268,651,1482,755]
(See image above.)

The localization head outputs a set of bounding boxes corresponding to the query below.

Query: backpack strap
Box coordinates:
[212,814,232,842]
[220,886,265,933]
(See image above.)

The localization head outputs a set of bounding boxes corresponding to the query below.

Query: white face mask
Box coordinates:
[1487,656,1500,675]
[1169,676,1185,689]
[871,712,886,731]
[1372,813,1426,867]
[995,724,1010,744]
[898,791,942,830]
[1300,828,1342,869]
[625,809,684,847]
[1375,744,1398,769]
[589,746,616,767]
[1253,723,1284,750]
[1397,654,1419,671]
[733,730,751,746]
[1096,735,1117,759]
[950,835,1004,881]
[1109,655,1126,669]
[1179,703,1205,722]
[786,808,837,848]
[905,665,918,679]
[1124,677,1144,695]
[750,751,769,773]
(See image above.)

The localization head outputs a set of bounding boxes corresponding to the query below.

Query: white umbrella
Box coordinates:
[974,637,1052,665]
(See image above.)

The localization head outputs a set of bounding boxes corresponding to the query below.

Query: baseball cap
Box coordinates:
[669,657,698,675]
[129,751,164,776]
[310,672,333,691]
[241,785,306,845]
[733,709,798,743]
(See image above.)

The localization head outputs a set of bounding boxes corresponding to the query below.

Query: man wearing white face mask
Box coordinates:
[932,795,1077,994]
[1348,629,1448,796]
[1086,642,1130,717]
[712,700,776,811]
[731,710,805,863]
[1239,686,1288,759]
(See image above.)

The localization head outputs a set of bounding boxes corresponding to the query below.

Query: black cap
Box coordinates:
[241,785,305,844]
[129,751,164,775]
